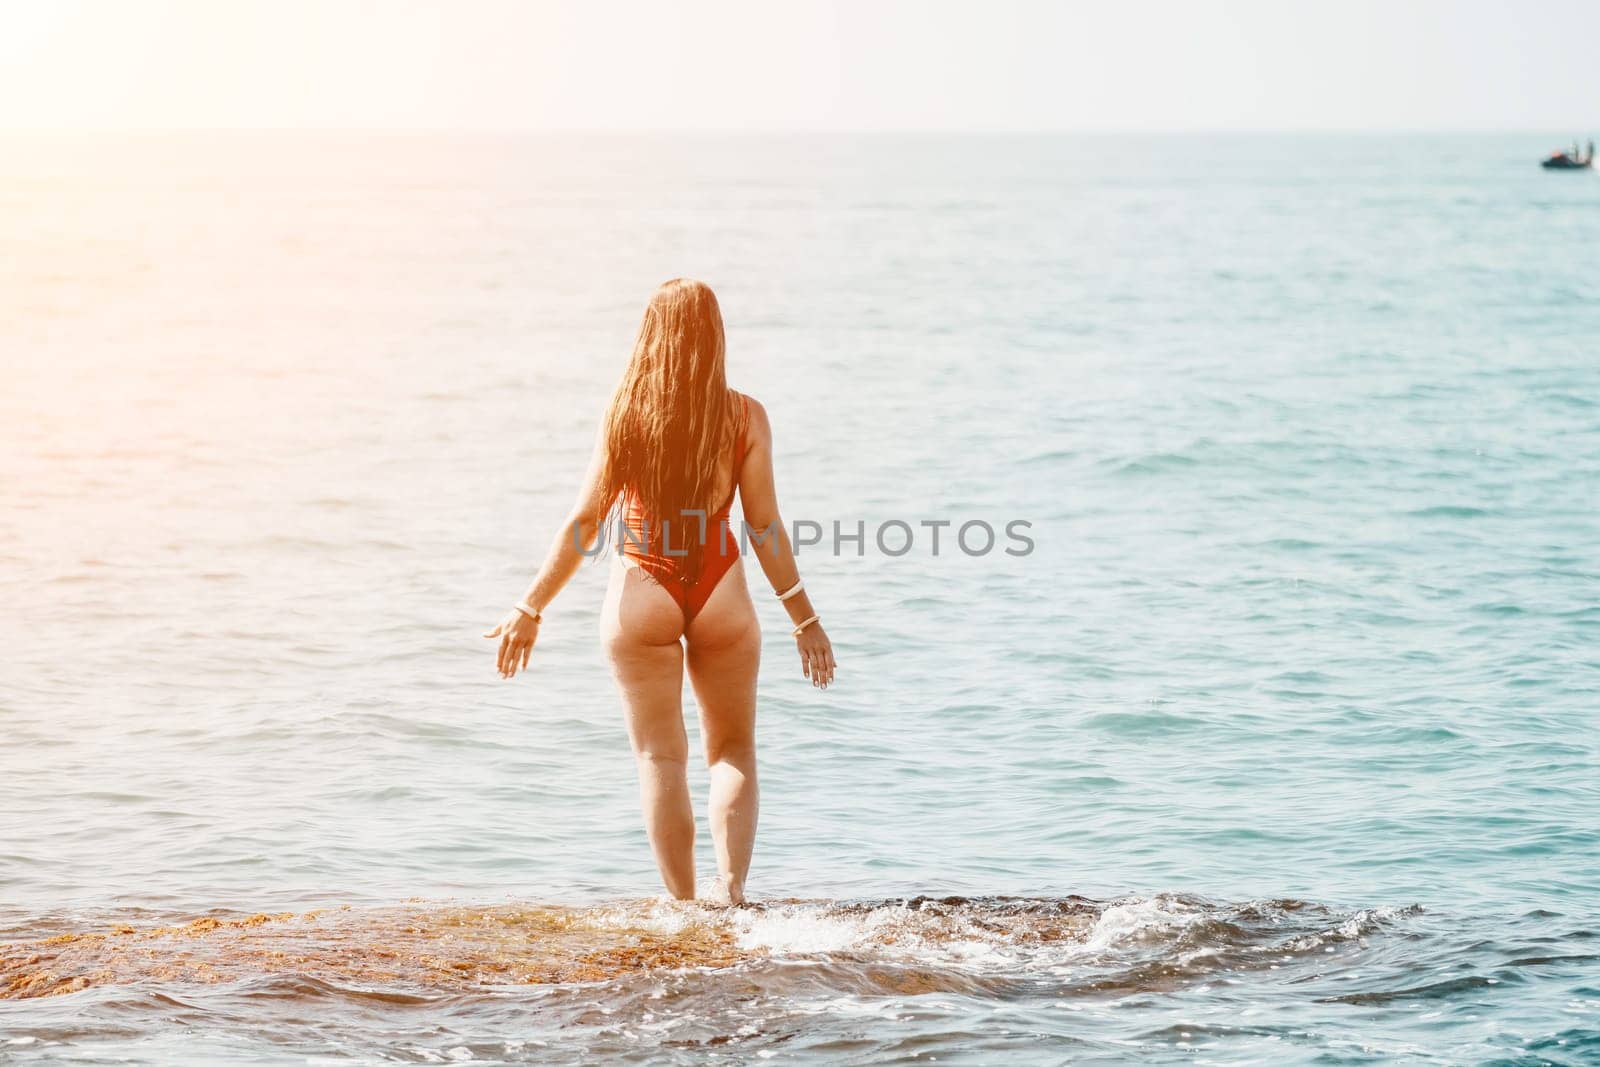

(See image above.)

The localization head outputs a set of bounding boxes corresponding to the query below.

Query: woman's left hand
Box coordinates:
[797,622,836,689]
[483,610,540,679]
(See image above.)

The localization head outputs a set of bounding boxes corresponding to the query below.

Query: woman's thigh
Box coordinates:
[602,560,690,758]
[684,563,761,758]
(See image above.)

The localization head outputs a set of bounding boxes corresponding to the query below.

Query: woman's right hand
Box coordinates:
[796,623,836,689]
[483,610,540,680]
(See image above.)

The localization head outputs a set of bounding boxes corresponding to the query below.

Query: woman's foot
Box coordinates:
[717,873,746,906]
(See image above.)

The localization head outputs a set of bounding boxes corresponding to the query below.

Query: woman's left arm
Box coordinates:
[483,427,612,679]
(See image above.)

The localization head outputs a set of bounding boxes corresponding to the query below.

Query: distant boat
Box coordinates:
[1542,140,1593,169]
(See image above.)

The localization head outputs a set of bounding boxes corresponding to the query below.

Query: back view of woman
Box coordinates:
[484,279,835,904]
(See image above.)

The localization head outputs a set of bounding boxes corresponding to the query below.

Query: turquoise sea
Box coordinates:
[2,133,1598,1063]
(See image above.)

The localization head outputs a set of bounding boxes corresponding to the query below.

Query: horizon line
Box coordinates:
[1,126,1594,137]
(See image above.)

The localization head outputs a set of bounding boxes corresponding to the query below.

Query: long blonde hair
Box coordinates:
[598,279,744,570]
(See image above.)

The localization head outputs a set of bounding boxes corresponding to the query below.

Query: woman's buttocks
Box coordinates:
[601,556,689,645]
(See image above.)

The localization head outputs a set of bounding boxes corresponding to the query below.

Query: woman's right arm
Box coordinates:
[738,397,836,689]
[483,425,613,679]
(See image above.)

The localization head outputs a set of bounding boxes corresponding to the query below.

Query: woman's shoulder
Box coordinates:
[733,390,771,442]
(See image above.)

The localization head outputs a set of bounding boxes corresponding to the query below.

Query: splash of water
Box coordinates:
[1,894,1412,1002]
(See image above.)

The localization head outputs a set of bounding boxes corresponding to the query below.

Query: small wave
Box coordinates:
[1471,600,1529,616]
[1507,953,1600,967]
[1406,504,1494,519]
[1018,447,1080,466]
[1079,709,1201,737]
[1283,904,1422,951]
[1320,973,1496,1005]
[0,894,1412,1004]
[1100,450,1203,476]
[1249,537,1322,551]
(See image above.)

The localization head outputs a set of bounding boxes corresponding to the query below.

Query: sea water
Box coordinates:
[1,133,1597,1063]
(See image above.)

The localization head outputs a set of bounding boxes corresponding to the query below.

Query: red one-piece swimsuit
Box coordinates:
[617,393,750,621]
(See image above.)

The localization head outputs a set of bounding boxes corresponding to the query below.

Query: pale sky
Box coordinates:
[2,0,1595,132]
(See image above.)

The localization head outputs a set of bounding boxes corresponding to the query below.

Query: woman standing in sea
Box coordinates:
[483,279,835,905]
